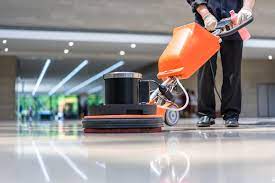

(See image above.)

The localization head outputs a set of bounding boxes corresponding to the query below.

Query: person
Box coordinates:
[186,0,255,127]
[189,90,198,117]
[28,106,33,122]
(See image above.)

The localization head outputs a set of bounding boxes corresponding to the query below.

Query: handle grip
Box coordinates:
[217,16,254,38]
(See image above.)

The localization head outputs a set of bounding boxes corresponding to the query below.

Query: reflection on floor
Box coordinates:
[1,118,275,183]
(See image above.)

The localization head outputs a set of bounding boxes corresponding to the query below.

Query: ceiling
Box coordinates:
[0,0,274,95]
[12,39,166,94]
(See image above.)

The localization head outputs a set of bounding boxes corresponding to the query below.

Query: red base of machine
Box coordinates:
[84,127,162,133]
[82,114,163,133]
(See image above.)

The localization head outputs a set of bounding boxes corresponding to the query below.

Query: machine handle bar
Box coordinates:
[216,16,254,38]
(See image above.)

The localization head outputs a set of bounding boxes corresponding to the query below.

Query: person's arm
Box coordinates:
[196,5,218,31]
[196,4,210,18]
[237,0,256,24]
[186,0,218,31]
[186,0,207,13]
[243,0,256,11]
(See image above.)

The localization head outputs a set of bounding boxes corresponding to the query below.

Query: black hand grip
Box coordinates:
[217,16,254,38]
[159,85,175,102]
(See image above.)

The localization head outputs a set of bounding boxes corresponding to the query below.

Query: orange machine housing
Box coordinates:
[158,23,220,80]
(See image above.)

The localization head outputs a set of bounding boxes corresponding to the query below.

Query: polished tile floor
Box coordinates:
[1,118,275,183]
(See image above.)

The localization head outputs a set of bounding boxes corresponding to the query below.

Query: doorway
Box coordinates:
[257,84,275,117]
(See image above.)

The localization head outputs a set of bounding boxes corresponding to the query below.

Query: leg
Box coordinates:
[197,53,218,119]
[220,40,243,120]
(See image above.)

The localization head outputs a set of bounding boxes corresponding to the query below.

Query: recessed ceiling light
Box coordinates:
[268,55,273,61]
[32,59,51,96]
[48,60,89,96]
[130,43,136,48]
[2,40,7,44]
[4,48,8,52]
[68,42,74,47]
[64,49,69,54]
[120,50,125,56]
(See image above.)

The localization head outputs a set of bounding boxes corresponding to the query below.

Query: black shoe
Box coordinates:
[210,120,215,125]
[197,116,215,127]
[224,117,239,127]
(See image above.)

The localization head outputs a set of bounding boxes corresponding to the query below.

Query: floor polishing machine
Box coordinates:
[83,12,254,133]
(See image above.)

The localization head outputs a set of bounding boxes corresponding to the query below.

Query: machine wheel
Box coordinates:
[164,109,180,126]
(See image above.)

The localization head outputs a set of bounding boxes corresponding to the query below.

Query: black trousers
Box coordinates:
[197,40,243,119]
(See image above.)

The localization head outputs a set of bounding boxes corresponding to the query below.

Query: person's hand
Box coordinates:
[237,7,252,25]
[203,13,218,31]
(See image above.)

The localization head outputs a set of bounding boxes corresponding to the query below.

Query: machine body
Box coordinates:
[83,72,164,133]
[82,15,254,133]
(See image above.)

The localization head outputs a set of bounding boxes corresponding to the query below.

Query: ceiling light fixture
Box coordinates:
[48,60,89,96]
[120,50,125,56]
[3,28,275,47]
[68,42,74,47]
[0,29,171,44]
[64,49,69,54]
[244,39,275,48]
[66,61,124,95]
[130,43,136,48]
[32,59,51,96]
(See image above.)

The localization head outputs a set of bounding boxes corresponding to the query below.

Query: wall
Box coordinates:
[241,60,275,117]
[138,59,275,117]
[0,56,17,121]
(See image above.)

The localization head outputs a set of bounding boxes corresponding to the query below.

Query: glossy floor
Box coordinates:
[1,118,275,183]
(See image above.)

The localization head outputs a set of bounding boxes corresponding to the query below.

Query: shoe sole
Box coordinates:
[197,120,215,127]
[196,124,211,127]
[225,125,239,128]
